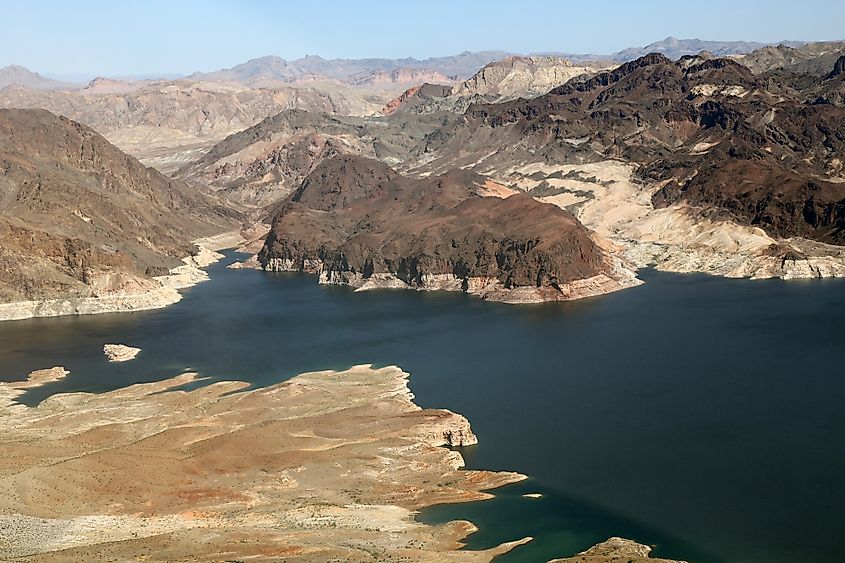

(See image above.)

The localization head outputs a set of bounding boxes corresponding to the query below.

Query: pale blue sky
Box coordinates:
[2,0,841,77]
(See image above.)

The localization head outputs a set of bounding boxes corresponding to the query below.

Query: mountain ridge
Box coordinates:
[0,108,240,307]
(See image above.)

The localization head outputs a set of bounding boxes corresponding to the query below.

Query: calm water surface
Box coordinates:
[1,252,843,563]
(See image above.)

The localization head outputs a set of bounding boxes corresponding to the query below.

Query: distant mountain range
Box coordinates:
[188,51,512,83]
[188,38,804,84]
[602,36,805,62]
[3,37,822,91]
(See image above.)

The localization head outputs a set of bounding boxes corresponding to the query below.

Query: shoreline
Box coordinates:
[0,230,245,323]
[258,254,643,304]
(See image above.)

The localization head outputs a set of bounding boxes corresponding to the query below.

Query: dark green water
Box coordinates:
[2,251,844,563]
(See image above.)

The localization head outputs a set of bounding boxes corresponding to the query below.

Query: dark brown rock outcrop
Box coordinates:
[258,155,635,302]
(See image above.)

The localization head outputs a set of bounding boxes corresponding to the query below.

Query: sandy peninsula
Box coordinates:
[0,364,685,562]
[0,364,530,561]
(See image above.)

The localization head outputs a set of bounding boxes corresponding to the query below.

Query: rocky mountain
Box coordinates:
[177,109,460,209]
[739,41,845,74]
[451,56,604,98]
[81,77,146,94]
[381,83,453,115]
[424,53,844,231]
[407,52,845,278]
[190,51,512,84]
[0,79,394,173]
[186,42,798,87]
[0,65,77,91]
[808,54,845,105]
[382,56,607,115]
[257,155,638,302]
[0,108,239,307]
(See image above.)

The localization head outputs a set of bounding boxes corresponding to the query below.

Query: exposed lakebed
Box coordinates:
[1,251,844,563]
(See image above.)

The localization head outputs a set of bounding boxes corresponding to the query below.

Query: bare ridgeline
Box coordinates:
[1,37,844,560]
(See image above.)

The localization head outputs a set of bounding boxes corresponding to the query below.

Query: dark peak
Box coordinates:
[621,52,675,73]
[827,55,845,80]
[607,52,676,82]
[291,154,399,211]
[549,52,673,96]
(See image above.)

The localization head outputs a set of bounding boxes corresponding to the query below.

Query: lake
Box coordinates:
[2,252,843,563]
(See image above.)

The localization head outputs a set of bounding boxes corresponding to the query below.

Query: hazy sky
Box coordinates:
[2,0,842,77]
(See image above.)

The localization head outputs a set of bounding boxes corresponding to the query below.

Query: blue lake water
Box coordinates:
[1,251,844,562]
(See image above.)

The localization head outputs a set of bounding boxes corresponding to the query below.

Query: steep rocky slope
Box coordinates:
[257,155,639,302]
[0,108,239,309]
[807,54,845,105]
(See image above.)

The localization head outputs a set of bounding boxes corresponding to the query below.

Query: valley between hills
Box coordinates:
[1,34,844,562]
